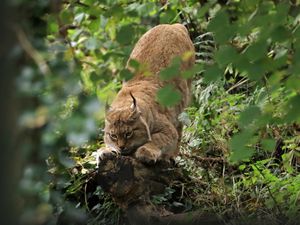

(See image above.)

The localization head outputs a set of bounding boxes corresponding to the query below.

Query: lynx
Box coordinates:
[97,23,195,164]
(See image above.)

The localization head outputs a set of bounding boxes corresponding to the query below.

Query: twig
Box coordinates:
[226,77,249,93]
[191,155,225,162]
[84,181,90,212]
[83,173,97,213]
[14,25,51,75]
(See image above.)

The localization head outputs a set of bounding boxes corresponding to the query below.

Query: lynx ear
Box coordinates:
[129,92,141,120]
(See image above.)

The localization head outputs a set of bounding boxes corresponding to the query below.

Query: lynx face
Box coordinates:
[104,99,151,155]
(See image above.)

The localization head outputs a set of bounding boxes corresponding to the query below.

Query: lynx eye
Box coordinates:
[124,131,133,139]
[109,133,118,141]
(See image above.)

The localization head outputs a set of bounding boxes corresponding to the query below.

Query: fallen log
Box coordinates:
[96,155,223,225]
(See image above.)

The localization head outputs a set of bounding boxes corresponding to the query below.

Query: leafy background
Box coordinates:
[3,0,300,224]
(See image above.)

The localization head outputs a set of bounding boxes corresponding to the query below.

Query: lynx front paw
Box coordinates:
[93,147,119,168]
[135,145,161,165]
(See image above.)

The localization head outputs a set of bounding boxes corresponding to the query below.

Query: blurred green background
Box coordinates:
[1,0,300,224]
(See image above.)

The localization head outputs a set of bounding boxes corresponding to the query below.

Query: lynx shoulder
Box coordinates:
[98,24,195,164]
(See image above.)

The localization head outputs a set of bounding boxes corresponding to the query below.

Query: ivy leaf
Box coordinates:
[156,84,182,107]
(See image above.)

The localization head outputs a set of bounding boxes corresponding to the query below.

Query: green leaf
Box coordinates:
[47,15,58,33]
[230,131,256,162]
[85,37,100,50]
[239,105,261,128]
[203,66,223,82]
[58,151,76,168]
[160,8,177,23]
[244,41,267,62]
[271,26,290,43]
[119,69,133,81]
[156,84,182,107]
[159,57,181,80]
[286,75,300,91]
[247,61,266,80]
[128,59,140,70]
[261,139,276,152]
[207,10,229,32]
[275,2,290,24]
[285,94,300,123]
[207,10,235,43]
[160,66,179,80]
[116,25,134,45]
[182,64,203,79]
[197,0,215,18]
[215,45,238,68]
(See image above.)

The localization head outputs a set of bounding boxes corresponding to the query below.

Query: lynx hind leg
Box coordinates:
[135,126,178,164]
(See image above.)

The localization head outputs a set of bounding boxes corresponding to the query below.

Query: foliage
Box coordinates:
[12,0,300,224]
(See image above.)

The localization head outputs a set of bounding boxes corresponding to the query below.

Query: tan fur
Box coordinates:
[99,24,195,164]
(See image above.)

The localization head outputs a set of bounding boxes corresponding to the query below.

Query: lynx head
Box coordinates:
[104,93,151,155]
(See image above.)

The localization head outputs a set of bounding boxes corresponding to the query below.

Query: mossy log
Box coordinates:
[96,156,223,225]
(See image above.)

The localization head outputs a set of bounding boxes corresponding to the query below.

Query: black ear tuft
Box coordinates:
[130,92,137,110]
